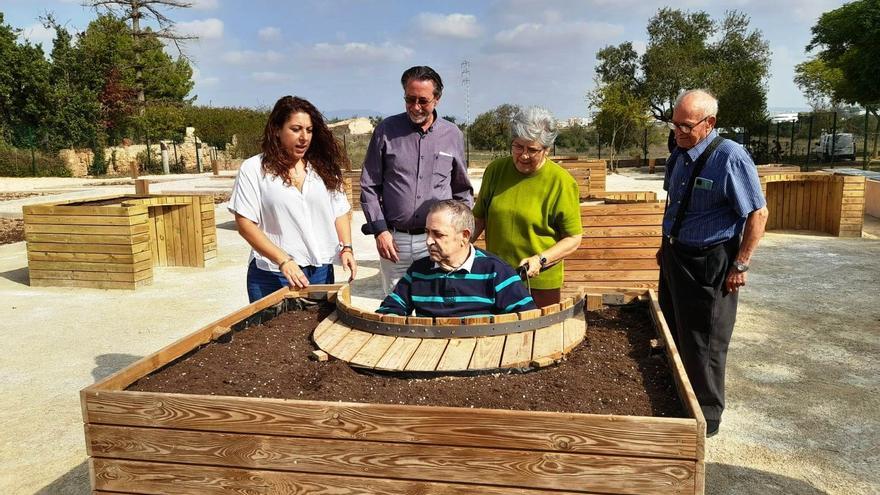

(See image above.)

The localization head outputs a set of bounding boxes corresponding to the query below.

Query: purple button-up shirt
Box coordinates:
[360,112,473,234]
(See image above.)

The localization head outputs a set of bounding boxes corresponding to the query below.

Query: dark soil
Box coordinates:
[129,304,687,418]
[0,218,24,245]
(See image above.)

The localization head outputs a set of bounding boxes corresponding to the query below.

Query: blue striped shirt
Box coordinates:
[663,130,766,247]
[376,247,537,318]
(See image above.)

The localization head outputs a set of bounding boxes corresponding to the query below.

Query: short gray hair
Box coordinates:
[511,106,558,148]
[675,89,718,118]
[429,199,474,234]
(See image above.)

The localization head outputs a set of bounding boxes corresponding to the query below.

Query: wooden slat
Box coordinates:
[29,269,149,283]
[22,205,138,216]
[566,259,659,270]
[310,311,339,342]
[582,237,662,249]
[500,331,534,368]
[24,223,146,236]
[23,213,147,226]
[573,248,658,260]
[532,322,564,364]
[90,458,600,495]
[435,338,477,371]
[374,337,421,371]
[328,326,372,360]
[27,250,150,264]
[312,320,352,352]
[582,214,665,227]
[87,425,695,494]
[153,207,168,266]
[469,335,505,369]
[82,390,699,459]
[28,259,151,273]
[30,278,139,289]
[404,338,448,371]
[24,232,147,245]
[349,334,396,368]
[566,270,660,282]
[563,312,587,353]
[584,226,662,238]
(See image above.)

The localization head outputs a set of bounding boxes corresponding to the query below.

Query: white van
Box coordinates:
[813,133,856,161]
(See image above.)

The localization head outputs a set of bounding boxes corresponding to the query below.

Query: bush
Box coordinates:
[89,145,107,175]
[136,148,164,175]
[0,145,71,177]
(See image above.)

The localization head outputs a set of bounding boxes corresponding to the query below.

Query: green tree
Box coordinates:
[794,58,843,111]
[796,0,879,113]
[468,104,520,152]
[596,8,770,128]
[556,123,593,153]
[588,81,648,170]
[0,13,52,148]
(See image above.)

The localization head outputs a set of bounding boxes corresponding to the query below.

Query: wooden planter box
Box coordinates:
[564,202,663,296]
[24,194,216,289]
[81,285,706,495]
[761,172,865,237]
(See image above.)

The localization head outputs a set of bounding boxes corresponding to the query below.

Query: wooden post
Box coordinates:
[212,159,219,176]
[135,179,150,195]
[129,161,139,179]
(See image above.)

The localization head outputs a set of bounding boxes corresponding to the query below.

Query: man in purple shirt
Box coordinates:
[360,66,473,294]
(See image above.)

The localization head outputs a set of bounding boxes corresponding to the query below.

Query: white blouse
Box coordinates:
[228,154,350,271]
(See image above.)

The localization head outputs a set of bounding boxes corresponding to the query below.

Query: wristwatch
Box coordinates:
[539,254,548,268]
[733,261,749,273]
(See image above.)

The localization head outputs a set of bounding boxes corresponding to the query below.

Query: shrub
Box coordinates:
[0,145,71,177]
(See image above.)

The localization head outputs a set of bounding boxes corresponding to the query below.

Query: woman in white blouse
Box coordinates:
[229,96,357,302]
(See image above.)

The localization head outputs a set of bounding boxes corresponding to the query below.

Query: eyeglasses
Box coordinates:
[404,95,435,107]
[511,143,545,158]
[667,116,710,134]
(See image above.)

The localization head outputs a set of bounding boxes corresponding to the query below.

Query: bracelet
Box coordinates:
[341,244,354,254]
[278,258,293,270]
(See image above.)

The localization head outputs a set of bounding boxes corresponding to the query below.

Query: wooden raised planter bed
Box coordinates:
[23,194,216,289]
[564,202,663,296]
[761,172,866,237]
[81,285,706,495]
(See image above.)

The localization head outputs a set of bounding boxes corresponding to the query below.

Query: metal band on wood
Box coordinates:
[336,298,585,338]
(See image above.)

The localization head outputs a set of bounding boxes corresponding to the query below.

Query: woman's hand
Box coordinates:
[518,255,543,278]
[279,259,310,289]
[340,250,357,282]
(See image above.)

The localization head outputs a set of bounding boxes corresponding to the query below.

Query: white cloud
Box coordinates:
[415,13,482,39]
[189,0,220,10]
[303,42,413,66]
[258,26,282,42]
[222,50,284,64]
[18,23,55,48]
[492,20,623,51]
[252,71,293,84]
[176,18,224,40]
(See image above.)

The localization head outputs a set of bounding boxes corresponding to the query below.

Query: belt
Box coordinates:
[665,235,728,252]
[391,227,426,235]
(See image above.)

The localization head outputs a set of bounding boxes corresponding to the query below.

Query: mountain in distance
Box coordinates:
[323,109,386,120]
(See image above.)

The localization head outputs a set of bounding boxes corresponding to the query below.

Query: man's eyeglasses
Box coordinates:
[667,115,710,134]
[511,143,545,157]
[404,96,435,107]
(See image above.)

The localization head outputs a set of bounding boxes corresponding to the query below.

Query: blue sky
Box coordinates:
[4,0,847,120]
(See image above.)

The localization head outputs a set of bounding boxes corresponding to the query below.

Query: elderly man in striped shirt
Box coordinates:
[377,200,536,318]
[658,89,769,438]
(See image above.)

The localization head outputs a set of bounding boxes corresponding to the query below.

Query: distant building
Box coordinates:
[770,113,799,124]
[557,116,593,128]
[328,117,374,135]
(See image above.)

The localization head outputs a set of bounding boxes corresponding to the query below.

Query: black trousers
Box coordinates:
[658,236,739,422]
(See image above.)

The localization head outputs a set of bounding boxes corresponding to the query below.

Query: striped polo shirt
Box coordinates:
[663,130,766,247]
[376,246,537,318]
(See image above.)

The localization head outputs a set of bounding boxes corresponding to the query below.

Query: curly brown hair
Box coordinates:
[260,96,349,191]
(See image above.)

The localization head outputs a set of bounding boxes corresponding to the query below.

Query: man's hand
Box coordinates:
[375,231,399,262]
[725,268,747,293]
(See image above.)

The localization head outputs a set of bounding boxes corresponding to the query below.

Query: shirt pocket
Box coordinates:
[432,152,453,189]
[689,177,721,212]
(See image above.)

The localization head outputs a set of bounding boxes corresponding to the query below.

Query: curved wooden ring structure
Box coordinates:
[312,284,587,373]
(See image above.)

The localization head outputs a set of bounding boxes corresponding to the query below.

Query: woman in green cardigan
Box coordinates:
[471,106,583,307]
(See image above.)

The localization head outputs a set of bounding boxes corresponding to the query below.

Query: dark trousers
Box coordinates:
[658,236,739,422]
